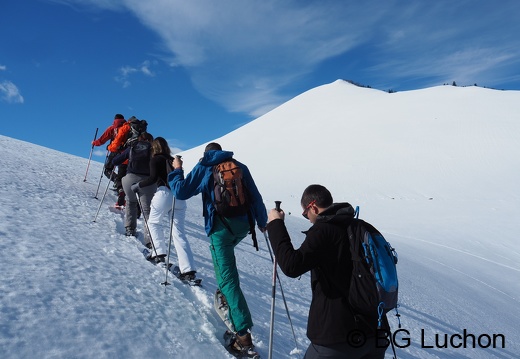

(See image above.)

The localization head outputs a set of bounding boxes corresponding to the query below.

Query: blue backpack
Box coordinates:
[347,207,399,329]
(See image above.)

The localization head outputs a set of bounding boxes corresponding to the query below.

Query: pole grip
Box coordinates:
[91,127,99,147]
[275,201,282,212]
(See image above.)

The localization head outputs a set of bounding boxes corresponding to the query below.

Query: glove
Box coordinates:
[131,183,140,193]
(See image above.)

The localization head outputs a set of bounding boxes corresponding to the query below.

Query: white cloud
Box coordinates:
[0,80,24,104]
[0,65,6,71]
[117,0,386,116]
[59,0,520,113]
[115,60,156,88]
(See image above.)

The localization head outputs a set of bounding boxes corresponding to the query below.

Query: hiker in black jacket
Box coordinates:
[266,184,388,359]
[113,132,156,240]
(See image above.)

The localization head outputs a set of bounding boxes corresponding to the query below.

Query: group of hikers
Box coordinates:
[91,114,391,359]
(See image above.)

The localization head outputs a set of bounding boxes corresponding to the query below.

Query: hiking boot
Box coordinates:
[116,191,126,207]
[179,271,197,281]
[216,289,228,310]
[230,331,254,354]
[125,227,136,237]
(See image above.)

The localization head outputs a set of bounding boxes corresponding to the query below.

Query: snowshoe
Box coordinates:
[223,330,260,358]
[108,205,124,214]
[142,248,166,264]
[170,266,202,286]
[125,227,136,237]
[214,289,235,333]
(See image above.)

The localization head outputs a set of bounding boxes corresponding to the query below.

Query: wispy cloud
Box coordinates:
[0,80,24,104]
[365,1,520,89]
[93,149,107,158]
[0,65,6,71]
[115,60,156,88]
[121,0,386,115]
[58,0,520,114]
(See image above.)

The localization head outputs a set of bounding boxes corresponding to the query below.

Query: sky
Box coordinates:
[1,0,520,159]
[1,80,519,359]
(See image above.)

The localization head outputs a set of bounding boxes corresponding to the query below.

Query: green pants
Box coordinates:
[210,216,253,333]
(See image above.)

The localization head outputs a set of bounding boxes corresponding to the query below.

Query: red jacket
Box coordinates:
[107,122,132,153]
[92,118,126,147]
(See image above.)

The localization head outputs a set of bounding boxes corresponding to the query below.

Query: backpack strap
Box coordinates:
[242,179,258,251]
[157,155,173,188]
[247,209,259,251]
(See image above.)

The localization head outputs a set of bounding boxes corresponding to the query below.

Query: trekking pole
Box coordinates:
[162,156,181,286]
[162,195,176,286]
[94,150,109,199]
[136,192,160,260]
[268,200,281,359]
[84,128,99,182]
[268,255,277,359]
[92,175,112,222]
[265,201,300,357]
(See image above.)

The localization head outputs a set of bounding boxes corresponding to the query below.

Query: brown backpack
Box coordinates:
[212,158,258,251]
[212,159,248,218]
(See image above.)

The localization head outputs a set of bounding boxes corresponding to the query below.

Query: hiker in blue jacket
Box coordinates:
[266,184,389,359]
[168,142,267,355]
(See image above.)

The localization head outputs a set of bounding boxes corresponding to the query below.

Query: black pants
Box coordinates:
[303,337,387,359]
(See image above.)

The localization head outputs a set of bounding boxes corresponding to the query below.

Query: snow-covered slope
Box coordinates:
[1,80,519,358]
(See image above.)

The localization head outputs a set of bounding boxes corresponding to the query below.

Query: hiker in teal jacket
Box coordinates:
[168,142,267,354]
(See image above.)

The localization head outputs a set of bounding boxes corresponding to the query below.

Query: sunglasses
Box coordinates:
[302,200,316,219]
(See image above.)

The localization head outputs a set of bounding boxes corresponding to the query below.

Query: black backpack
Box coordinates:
[128,141,151,174]
[125,119,148,147]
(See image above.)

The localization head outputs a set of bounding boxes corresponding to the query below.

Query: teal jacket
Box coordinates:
[168,150,268,236]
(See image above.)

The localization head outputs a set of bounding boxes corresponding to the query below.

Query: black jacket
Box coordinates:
[138,154,172,189]
[267,202,372,346]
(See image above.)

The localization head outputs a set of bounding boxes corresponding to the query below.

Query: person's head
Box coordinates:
[204,142,222,152]
[151,137,171,156]
[300,184,333,223]
[113,114,125,127]
[139,132,153,142]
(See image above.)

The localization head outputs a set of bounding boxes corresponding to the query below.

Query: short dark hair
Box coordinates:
[114,114,124,120]
[300,184,333,208]
[204,142,222,152]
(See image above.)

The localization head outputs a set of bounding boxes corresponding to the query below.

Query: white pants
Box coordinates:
[147,186,196,273]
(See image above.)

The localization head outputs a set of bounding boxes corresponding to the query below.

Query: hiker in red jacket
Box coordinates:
[92,114,126,148]
[92,113,126,206]
[92,114,126,182]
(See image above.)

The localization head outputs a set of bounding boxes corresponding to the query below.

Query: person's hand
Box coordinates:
[173,156,183,170]
[131,183,140,193]
[268,208,285,223]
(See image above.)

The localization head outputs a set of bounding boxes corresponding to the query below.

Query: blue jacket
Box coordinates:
[168,150,267,236]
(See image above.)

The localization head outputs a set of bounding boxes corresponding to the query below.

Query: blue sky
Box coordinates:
[1,0,520,159]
